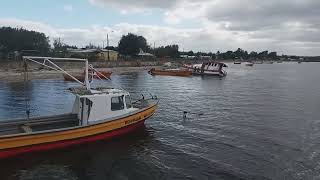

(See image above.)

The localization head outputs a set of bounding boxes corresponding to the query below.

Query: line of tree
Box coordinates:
[181,48,279,60]
[154,45,179,58]
[0,27,50,57]
[1,26,311,61]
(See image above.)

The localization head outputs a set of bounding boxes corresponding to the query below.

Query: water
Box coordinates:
[1,62,320,180]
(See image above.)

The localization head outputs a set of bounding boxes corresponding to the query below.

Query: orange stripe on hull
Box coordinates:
[0,120,145,159]
[0,105,157,149]
[0,103,157,159]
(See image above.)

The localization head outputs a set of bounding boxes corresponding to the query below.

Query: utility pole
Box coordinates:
[107,34,110,61]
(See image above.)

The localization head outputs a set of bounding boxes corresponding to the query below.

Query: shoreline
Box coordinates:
[0,66,159,82]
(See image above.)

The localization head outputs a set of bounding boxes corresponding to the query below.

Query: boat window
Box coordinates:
[111,96,124,111]
[125,95,132,109]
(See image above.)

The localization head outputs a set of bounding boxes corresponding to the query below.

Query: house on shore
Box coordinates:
[136,49,155,60]
[180,55,196,59]
[67,48,118,61]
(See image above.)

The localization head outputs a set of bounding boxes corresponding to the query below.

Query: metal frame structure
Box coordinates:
[23,56,91,89]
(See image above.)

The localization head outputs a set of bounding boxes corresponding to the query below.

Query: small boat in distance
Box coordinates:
[234,57,242,64]
[0,56,158,159]
[148,68,192,77]
[245,62,254,66]
[254,60,263,64]
[265,61,274,64]
[184,61,227,77]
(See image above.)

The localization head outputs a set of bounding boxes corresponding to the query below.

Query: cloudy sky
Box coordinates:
[0,0,319,56]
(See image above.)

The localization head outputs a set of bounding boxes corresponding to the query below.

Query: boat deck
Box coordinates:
[0,114,79,136]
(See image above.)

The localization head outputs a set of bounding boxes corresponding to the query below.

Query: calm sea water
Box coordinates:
[1,62,320,180]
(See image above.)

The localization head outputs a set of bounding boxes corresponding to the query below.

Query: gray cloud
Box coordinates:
[89,0,320,49]
[206,0,320,31]
[89,0,180,11]
[2,0,320,56]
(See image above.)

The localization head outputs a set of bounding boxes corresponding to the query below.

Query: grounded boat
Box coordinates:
[265,61,274,64]
[63,73,87,82]
[148,68,192,77]
[184,62,228,77]
[0,56,158,159]
[94,70,112,79]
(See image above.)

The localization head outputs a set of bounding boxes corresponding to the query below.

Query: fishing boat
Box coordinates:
[184,61,228,77]
[94,70,112,79]
[265,61,274,64]
[148,68,192,77]
[0,56,158,159]
[63,73,87,82]
[234,57,242,64]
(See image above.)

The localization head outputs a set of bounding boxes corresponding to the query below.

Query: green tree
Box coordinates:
[249,51,258,59]
[155,44,179,58]
[258,50,268,60]
[53,39,77,57]
[0,27,50,56]
[118,33,149,56]
[187,50,194,56]
[268,51,277,60]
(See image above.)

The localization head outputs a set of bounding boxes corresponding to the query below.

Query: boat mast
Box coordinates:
[84,60,90,90]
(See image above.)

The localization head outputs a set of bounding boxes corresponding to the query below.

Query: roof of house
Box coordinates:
[137,52,154,56]
[68,48,118,53]
[137,48,154,56]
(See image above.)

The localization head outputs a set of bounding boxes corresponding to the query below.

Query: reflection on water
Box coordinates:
[1,63,320,179]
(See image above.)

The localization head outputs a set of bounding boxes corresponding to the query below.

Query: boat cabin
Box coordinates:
[70,87,138,125]
[187,61,228,77]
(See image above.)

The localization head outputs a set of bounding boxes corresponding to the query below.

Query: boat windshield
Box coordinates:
[125,95,132,109]
[111,96,125,111]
